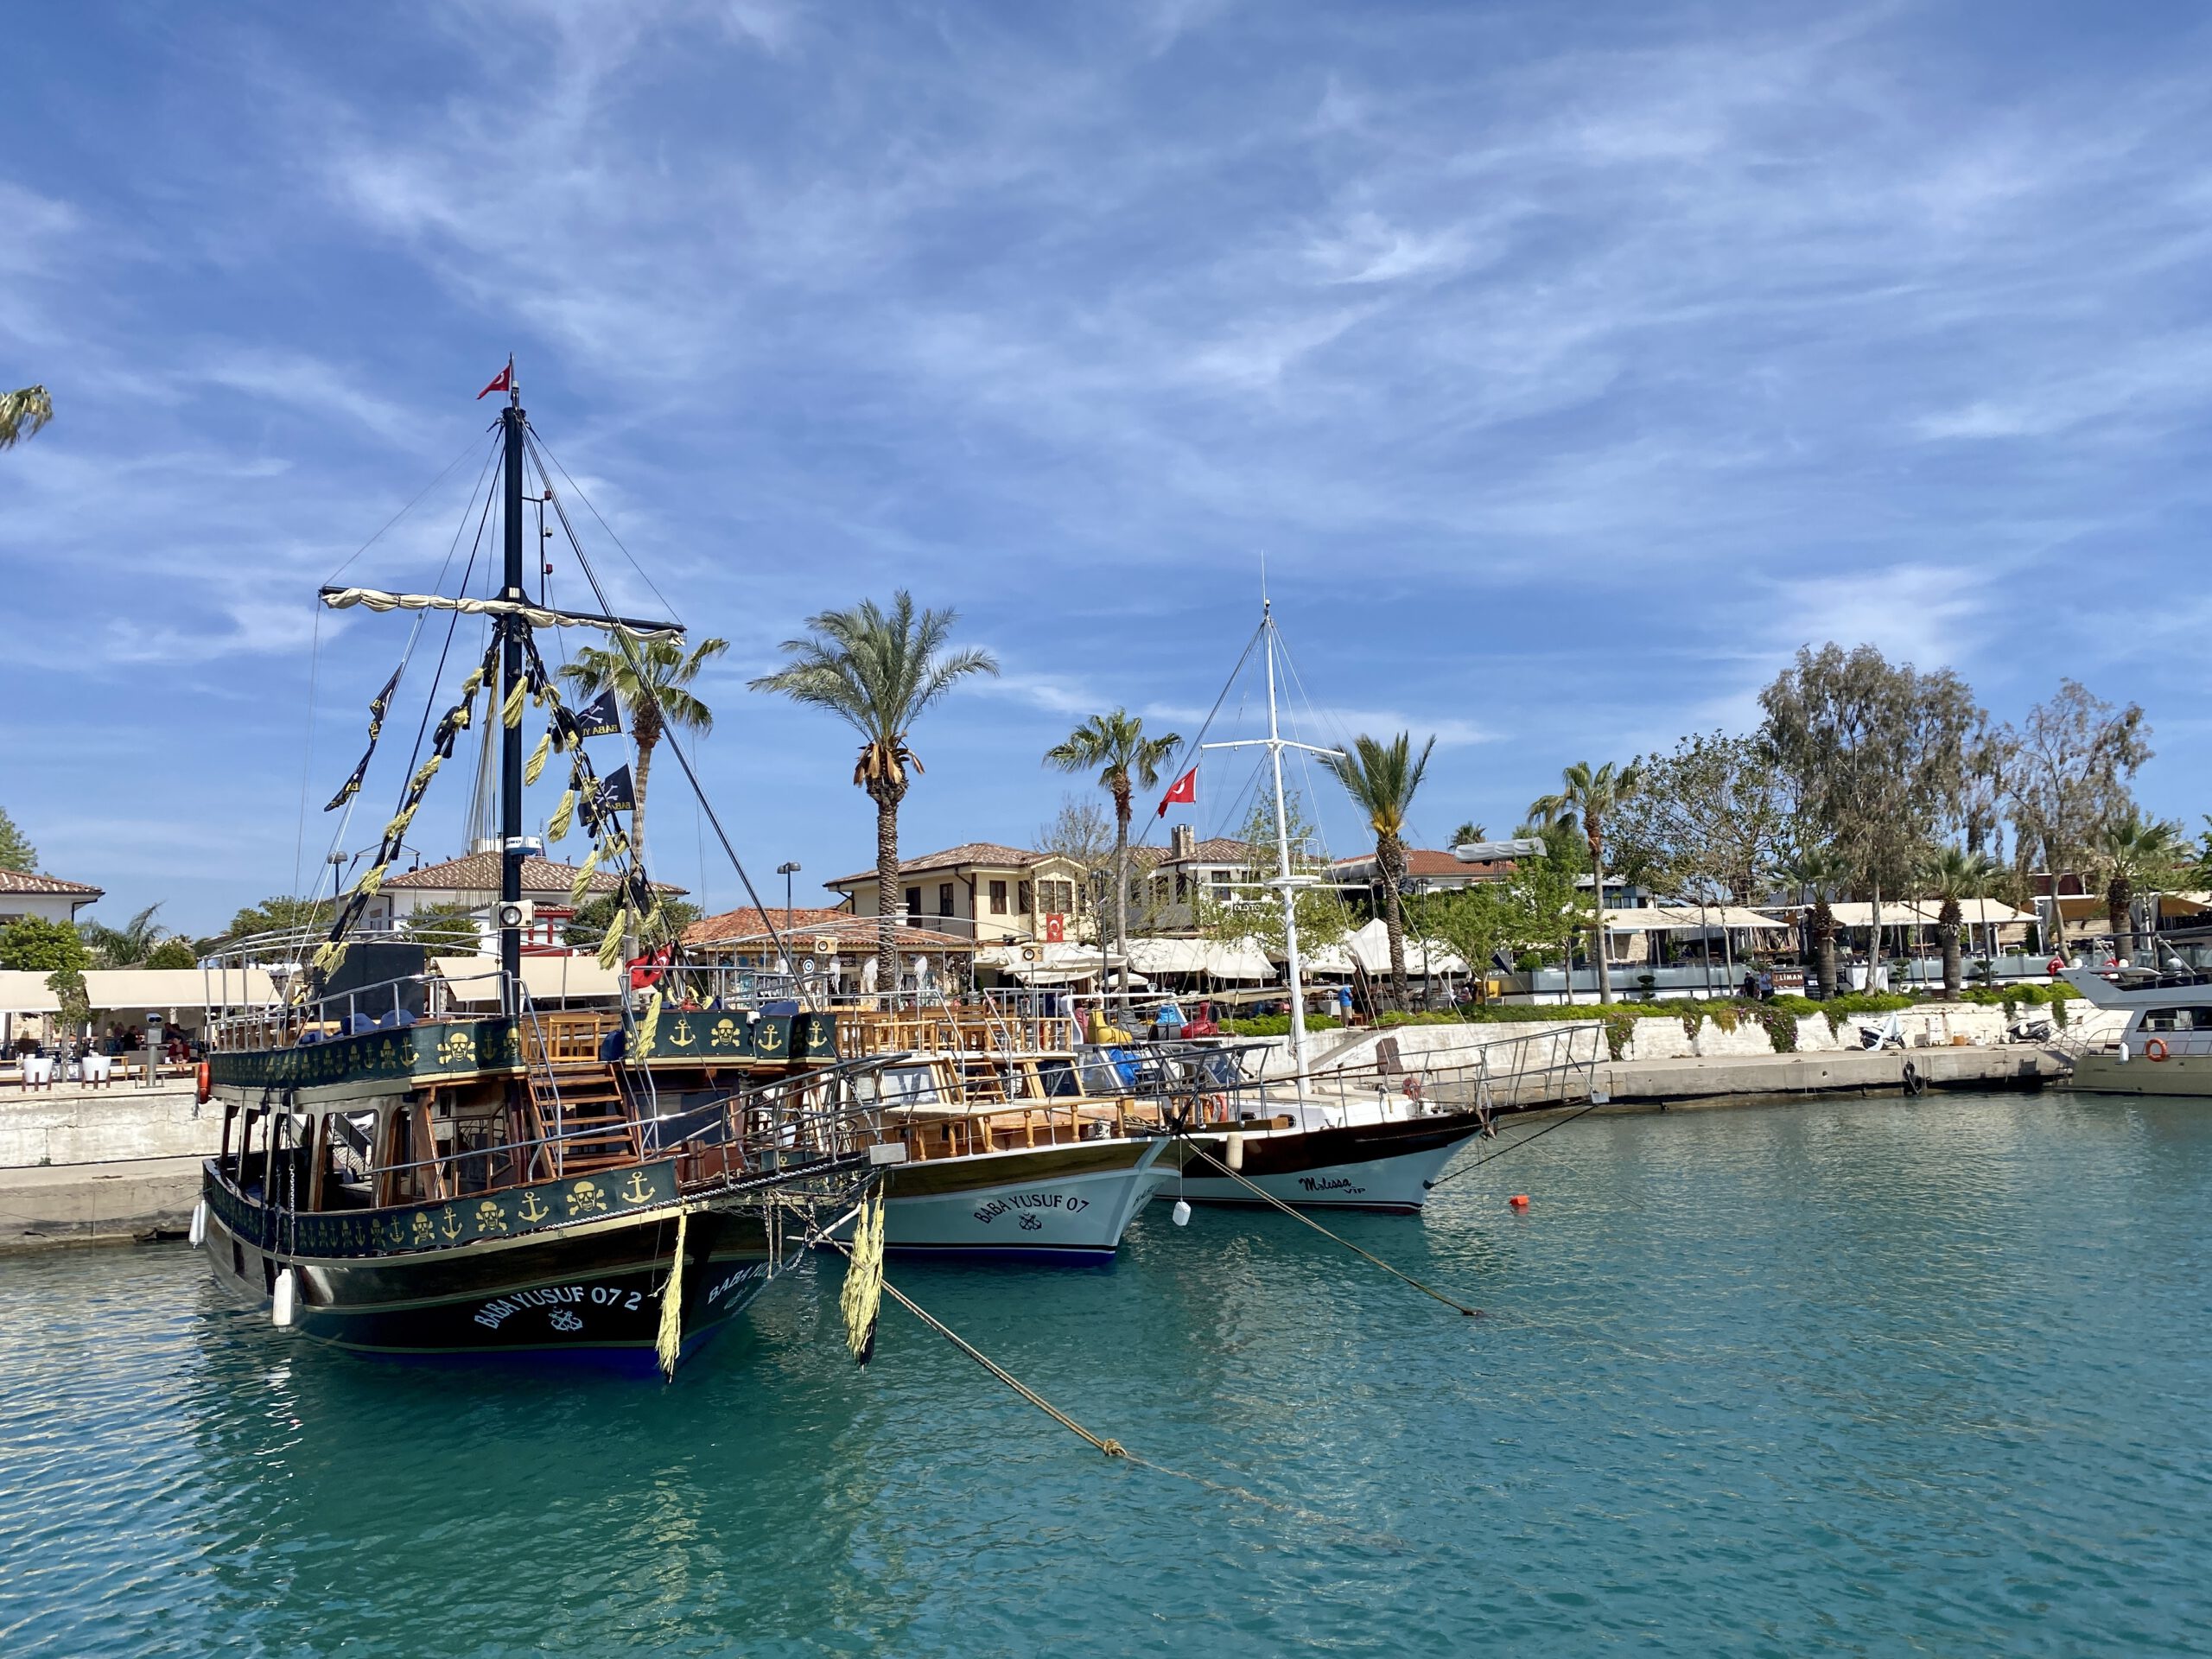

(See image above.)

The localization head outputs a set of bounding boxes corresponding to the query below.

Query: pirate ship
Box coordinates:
[194,365,895,1374]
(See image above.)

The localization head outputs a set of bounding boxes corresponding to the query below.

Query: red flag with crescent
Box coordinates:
[476,364,512,400]
[1156,766,1198,817]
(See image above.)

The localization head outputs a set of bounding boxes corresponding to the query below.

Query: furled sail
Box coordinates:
[319,586,683,641]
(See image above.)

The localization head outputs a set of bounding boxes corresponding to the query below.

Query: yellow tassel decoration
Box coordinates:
[410,754,443,792]
[524,732,551,786]
[655,1208,688,1380]
[502,680,526,728]
[571,844,601,907]
[547,788,575,842]
[452,699,473,732]
[840,1186,887,1365]
[459,666,486,698]
[352,862,388,899]
[382,802,418,843]
[595,906,629,969]
[633,989,663,1059]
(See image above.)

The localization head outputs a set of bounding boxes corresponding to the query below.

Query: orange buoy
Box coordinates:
[1509,1193,1530,1211]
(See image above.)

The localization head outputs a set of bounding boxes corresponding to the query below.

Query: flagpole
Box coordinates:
[499,363,526,1016]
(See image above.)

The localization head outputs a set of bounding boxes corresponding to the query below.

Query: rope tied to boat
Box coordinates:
[1421,1095,1609,1192]
[1168,1129,1480,1318]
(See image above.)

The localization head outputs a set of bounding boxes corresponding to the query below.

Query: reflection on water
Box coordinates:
[3,1091,2208,1656]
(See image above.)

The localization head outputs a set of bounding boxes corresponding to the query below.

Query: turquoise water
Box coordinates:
[3,1090,2209,1656]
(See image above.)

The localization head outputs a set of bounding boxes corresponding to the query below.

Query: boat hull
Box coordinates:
[860,1136,1171,1261]
[202,1185,772,1374]
[2067,1052,2212,1096]
[1156,1111,1490,1213]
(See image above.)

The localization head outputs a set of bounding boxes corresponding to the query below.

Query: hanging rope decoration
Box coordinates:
[303,625,684,995]
[839,1186,887,1365]
[654,1207,689,1380]
[305,637,501,988]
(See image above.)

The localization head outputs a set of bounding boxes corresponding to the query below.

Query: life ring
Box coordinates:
[2145,1038,2170,1062]
[1200,1092,1230,1121]
[195,1060,213,1104]
[2046,957,2065,976]
[1401,1075,1425,1103]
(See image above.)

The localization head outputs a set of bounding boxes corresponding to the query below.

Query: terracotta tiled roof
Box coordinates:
[685,907,973,952]
[824,842,1058,887]
[1330,848,1513,878]
[382,852,685,897]
[0,868,103,897]
[1159,838,1255,867]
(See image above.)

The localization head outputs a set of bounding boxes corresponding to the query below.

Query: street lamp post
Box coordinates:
[776,861,801,932]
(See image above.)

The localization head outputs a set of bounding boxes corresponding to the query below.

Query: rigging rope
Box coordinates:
[1423,1095,1608,1191]
[1170,1131,1479,1317]
[522,425,818,1011]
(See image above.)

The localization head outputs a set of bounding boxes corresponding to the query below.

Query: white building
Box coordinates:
[0,868,105,927]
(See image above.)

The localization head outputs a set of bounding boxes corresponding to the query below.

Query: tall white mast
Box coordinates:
[1263,606,1308,1098]
[1205,600,1342,1105]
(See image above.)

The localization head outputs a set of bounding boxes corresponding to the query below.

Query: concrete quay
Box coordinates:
[1592,1041,2063,1109]
[0,1154,204,1249]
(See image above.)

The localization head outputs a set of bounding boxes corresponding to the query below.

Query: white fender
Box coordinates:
[188,1200,207,1249]
[1225,1133,1244,1171]
[271,1268,297,1328]
[2116,1041,2131,1065]
[1172,1198,1192,1227]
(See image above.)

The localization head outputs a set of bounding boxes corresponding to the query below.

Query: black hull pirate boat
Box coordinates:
[195,365,893,1375]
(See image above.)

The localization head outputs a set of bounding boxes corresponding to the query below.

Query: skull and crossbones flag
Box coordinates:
[572,690,622,738]
[595,764,636,814]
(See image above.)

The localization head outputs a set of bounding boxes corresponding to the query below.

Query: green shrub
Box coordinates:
[1222,1014,1344,1037]
[1710,1004,1739,1034]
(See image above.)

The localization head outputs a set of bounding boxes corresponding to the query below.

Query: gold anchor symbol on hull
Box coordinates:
[517,1191,550,1224]
[620,1171,653,1205]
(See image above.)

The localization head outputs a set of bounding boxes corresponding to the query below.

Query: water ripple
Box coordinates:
[1,1090,2207,1656]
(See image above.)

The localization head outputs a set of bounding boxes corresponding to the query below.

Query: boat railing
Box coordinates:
[221,1054,900,1214]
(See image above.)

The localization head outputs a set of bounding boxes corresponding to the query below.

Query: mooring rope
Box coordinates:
[1171,1132,1480,1317]
[1422,1095,1609,1192]
[820,1236,1389,1541]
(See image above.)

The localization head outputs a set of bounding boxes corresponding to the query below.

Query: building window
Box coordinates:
[938,882,955,917]
[1036,879,1071,918]
[988,880,1008,915]
[1175,871,1188,900]
[906,887,922,918]
[1019,881,1033,914]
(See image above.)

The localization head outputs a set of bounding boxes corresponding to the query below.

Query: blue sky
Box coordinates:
[4,1,2209,934]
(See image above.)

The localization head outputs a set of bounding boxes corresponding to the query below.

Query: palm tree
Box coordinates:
[1528,760,1643,1004]
[1922,846,1999,999]
[2094,809,2188,965]
[0,385,53,451]
[560,634,729,872]
[1326,733,1436,1011]
[1043,710,1181,988]
[79,902,168,969]
[749,593,997,991]
[1780,848,1850,1000]
[1449,820,1486,846]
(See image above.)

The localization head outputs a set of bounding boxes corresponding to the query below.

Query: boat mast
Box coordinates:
[499,357,525,1019]
[1262,604,1311,1103]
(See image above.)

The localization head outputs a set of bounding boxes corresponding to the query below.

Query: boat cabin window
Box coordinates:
[876,1065,940,1107]
[2140,1007,2212,1032]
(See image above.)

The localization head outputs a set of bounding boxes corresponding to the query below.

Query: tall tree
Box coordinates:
[0,805,36,873]
[79,903,169,969]
[0,385,53,451]
[1528,760,1643,1004]
[200,894,336,953]
[1758,644,1984,950]
[1921,846,1999,999]
[2093,809,2187,964]
[1196,792,1354,963]
[1043,710,1181,987]
[1612,732,1788,906]
[1999,680,2152,878]
[1779,846,1852,1000]
[1325,732,1435,1011]
[560,634,729,872]
[1034,793,1114,870]
[1449,819,1487,846]
[749,593,997,991]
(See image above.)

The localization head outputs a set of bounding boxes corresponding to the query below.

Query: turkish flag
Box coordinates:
[1045,914,1065,944]
[476,364,512,400]
[1155,766,1198,817]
